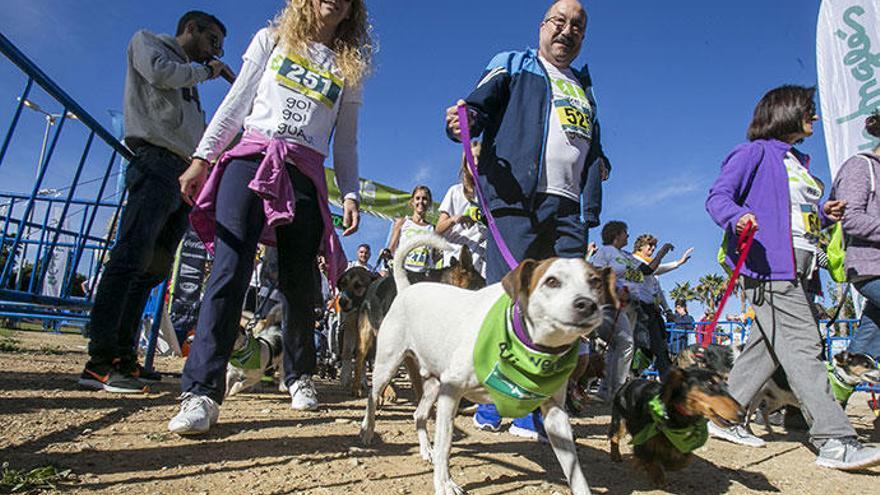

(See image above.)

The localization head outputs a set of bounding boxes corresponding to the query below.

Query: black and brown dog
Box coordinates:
[673,343,739,380]
[609,367,744,486]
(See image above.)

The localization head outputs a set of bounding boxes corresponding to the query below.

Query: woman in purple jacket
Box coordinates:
[706,85,880,470]
[832,112,880,361]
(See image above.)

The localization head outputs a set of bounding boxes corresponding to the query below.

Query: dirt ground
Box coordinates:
[1,329,879,494]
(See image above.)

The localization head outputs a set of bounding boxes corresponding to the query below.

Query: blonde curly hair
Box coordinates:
[273,0,374,88]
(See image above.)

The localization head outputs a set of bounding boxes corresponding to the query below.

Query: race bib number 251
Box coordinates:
[271,53,343,108]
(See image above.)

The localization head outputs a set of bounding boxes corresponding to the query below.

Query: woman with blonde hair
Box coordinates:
[169,0,373,435]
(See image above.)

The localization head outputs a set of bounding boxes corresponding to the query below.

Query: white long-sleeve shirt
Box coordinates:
[194,27,361,200]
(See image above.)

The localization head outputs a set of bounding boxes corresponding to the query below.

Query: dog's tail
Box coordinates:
[392,233,454,292]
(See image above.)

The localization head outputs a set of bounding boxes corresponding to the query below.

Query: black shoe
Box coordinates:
[118,356,162,383]
[78,360,148,394]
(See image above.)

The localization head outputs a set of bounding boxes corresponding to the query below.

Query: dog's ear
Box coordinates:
[502,259,539,302]
[661,367,686,404]
[599,266,618,308]
[458,246,474,269]
[449,256,460,268]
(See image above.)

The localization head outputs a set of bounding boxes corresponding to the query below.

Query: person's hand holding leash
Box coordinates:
[823,200,847,222]
[736,213,758,235]
[179,158,210,205]
[446,99,474,141]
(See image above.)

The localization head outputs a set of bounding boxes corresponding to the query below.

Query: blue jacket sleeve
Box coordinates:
[453,52,513,141]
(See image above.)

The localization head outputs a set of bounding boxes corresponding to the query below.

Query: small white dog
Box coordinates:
[225,303,285,397]
[360,255,616,495]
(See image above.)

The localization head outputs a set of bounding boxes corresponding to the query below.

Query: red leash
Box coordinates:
[699,222,756,348]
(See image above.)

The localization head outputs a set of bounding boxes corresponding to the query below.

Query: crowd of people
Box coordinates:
[73,0,880,476]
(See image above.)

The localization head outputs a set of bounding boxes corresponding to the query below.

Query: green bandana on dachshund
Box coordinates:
[473,294,579,418]
[630,395,708,453]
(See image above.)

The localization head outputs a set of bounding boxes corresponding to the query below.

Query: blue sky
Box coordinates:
[0,0,831,315]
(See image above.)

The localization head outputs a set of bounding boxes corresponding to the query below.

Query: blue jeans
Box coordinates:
[485,193,586,285]
[848,277,880,361]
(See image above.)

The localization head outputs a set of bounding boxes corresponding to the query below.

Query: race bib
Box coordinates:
[464,203,483,223]
[800,204,820,241]
[554,97,593,141]
[271,52,343,108]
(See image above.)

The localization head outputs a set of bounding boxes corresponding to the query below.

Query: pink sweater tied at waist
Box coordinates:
[190,130,348,287]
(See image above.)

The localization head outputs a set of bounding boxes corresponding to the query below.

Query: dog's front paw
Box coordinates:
[359,424,374,446]
[419,444,433,463]
[443,479,466,495]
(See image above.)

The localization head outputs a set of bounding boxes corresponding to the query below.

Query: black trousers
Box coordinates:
[181,157,323,404]
[87,145,190,364]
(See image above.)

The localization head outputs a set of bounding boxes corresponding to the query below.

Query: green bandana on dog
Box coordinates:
[826,361,855,404]
[230,333,262,370]
[473,294,579,418]
[630,395,708,454]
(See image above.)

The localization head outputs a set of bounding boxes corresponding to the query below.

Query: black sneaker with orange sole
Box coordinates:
[118,357,162,384]
[78,360,148,394]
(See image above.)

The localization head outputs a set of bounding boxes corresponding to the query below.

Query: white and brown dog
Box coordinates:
[360,256,616,495]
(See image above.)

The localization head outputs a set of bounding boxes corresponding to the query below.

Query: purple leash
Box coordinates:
[457,104,519,271]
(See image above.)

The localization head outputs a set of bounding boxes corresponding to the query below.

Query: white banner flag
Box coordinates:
[817,0,880,179]
[42,205,68,298]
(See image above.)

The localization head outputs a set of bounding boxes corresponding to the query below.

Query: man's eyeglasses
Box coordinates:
[543,16,585,36]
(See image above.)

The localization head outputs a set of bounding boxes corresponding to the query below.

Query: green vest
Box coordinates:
[473,294,579,418]
[630,395,709,454]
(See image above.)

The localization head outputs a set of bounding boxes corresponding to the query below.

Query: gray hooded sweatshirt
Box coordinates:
[123,30,212,161]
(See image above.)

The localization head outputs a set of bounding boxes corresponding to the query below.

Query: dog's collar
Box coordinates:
[511,301,575,355]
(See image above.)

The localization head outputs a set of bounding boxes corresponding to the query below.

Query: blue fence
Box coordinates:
[660,319,879,394]
[0,31,132,326]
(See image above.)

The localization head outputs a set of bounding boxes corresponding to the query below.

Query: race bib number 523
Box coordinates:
[554,98,593,141]
[271,53,343,108]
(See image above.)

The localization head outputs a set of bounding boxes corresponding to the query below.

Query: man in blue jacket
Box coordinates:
[446,0,610,439]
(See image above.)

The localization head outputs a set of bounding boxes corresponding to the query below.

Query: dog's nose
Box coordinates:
[573,297,597,318]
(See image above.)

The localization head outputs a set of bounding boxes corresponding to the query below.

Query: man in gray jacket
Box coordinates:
[79,11,230,393]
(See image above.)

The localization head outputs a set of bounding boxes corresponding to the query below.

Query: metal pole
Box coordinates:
[143,279,168,372]
[15,114,54,289]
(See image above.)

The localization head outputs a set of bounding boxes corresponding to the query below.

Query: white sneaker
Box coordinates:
[816,437,880,471]
[708,421,766,447]
[289,376,319,411]
[168,393,220,435]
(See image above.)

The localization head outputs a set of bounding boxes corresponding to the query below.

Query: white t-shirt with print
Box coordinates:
[785,152,823,253]
[537,56,593,202]
[439,184,487,277]
[242,30,361,156]
[193,27,361,199]
[591,245,645,297]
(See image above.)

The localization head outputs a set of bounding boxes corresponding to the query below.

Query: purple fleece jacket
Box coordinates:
[706,139,829,281]
[831,152,880,279]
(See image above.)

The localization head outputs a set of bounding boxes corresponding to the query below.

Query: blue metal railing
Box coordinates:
[654,319,879,393]
[0,31,132,324]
